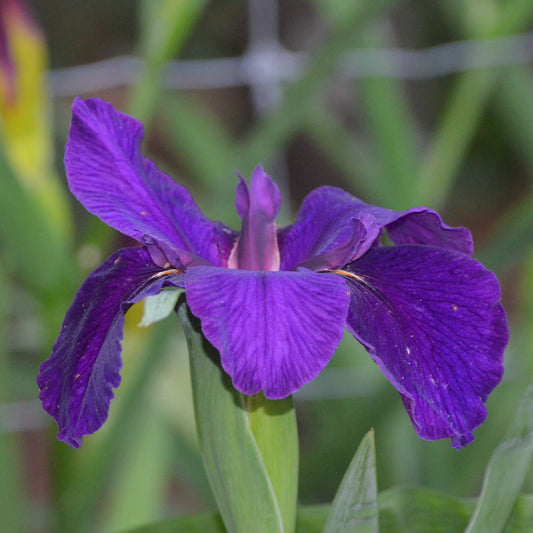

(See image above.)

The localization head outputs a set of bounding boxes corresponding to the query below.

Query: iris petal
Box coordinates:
[230,166,281,270]
[184,265,350,399]
[382,210,473,255]
[65,97,236,268]
[298,217,379,272]
[342,245,507,448]
[278,187,372,270]
[278,186,472,271]
[37,247,183,447]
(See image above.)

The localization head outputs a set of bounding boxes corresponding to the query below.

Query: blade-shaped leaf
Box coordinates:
[379,487,473,533]
[416,69,496,208]
[131,0,208,121]
[323,429,378,533]
[357,25,419,209]
[0,268,25,533]
[177,296,298,533]
[465,383,533,533]
[0,141,75,296]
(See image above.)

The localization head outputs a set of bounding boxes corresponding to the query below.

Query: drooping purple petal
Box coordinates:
[229,166,281,270]
[342,245,507,448]
[37,247,183,447]
[278,186,473,271]
[184,265,350,399]
[65,97,236,268]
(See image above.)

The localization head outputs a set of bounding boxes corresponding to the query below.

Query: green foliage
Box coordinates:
[124,490,533,532]
[324,430,378,533]
[465,383,533,532]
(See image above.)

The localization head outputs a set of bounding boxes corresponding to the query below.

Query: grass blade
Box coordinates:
[324,430,378,533]
[465,383,533,532]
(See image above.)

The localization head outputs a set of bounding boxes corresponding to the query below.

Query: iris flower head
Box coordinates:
[37,97,508,449]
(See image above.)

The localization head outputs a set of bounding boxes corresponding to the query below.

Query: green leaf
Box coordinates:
[504,494,533,532]
[498,0,533,34]
[301,107,378,202]
[479,195,533,274]
[0,140,75,297]
[465,383,533,533]
[379,487,473,533]
[419,0,533,209]
[358,71,419,209]
[131,0,208,122]
[356,24,419,209]
[416,69,496,208]
[162,95,237,182]
[104,410,171,532]
[139,289,181,327]
[128,511,226,533]
[495,68,533,175]
[138,0,208,64]
[0,268,26,533]
[324,430,378,533]
[160,94,238,219]
[121,492,533,533]
[177,296,298,533]
[245,392,299,532]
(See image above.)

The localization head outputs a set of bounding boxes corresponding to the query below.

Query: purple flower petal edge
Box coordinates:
[343,245,507,448]
[37,247,183,447]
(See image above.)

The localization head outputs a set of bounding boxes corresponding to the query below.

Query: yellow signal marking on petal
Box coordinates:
[150,268,184,280]
[330,269,366,282]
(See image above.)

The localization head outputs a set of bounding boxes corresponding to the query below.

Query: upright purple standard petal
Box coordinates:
[184,266,350,399]
[229,165,281,271]
[65,98,236,268]
[278,187,472,271]
[342,245,507,448]
[37,247,182,447]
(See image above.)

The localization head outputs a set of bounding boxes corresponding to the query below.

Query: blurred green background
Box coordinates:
[2,0,533,531]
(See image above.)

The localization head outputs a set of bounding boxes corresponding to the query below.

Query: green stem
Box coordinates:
[177,296,299,533]
[245,392,299,531]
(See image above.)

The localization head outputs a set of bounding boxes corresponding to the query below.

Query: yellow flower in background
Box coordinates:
[0,0,70,238]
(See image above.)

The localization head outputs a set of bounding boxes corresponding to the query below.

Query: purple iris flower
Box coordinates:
[37,97,508,449]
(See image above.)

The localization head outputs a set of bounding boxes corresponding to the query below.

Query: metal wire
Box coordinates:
[47,31,533,98]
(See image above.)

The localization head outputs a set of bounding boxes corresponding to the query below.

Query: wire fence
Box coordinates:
[47,4,533,100]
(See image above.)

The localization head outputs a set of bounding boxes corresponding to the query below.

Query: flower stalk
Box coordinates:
[177,295,298,533]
